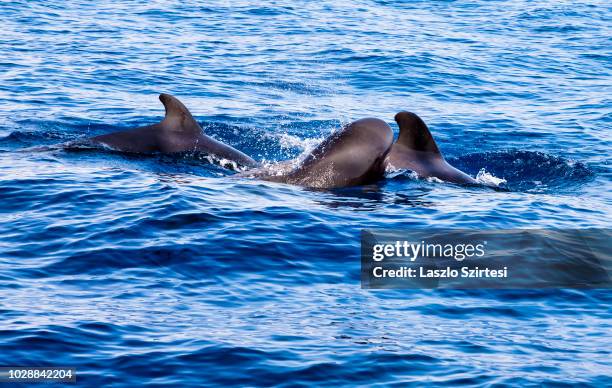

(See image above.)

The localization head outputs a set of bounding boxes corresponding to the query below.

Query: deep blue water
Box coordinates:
[1,0,611,386]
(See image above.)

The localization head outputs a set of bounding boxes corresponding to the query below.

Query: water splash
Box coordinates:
[475,168,507,187]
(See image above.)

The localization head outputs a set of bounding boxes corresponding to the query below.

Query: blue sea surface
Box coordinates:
[0,0,611,386]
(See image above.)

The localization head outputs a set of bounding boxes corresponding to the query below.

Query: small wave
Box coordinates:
[0,129,74,149]
[449,150,594,193]
[475,169,507,187]
[196,154,245,172]
[384,167,505,189]
[384,168,418,180]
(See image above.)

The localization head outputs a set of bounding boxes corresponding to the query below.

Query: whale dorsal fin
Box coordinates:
[158,93,202,134]
[394,111,440,154]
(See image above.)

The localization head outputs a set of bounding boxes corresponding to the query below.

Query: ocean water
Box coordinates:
[0,0,611,386]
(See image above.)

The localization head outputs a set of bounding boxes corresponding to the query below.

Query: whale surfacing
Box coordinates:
[63,94,476,188]
[240,112,475,188]
[240,118,394,189]
[87,94,257,168]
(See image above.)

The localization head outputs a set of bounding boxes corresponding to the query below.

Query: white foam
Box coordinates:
[425,176,444,183]
[218,158,240,171]
[475,168,507,187]
[199,154,247,172]
[97,142,118,151]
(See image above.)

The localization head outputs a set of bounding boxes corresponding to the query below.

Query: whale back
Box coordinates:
[87,94,257,167]
[286,118,393,188]
[249,118,393,188]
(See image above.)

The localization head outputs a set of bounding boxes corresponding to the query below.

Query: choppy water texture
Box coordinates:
[1,1,611,386]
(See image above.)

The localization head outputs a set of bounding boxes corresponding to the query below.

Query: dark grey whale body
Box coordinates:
[241,118,394,188]
[67,93,475,188]
[86,94,257,168]
[245,111,475,188]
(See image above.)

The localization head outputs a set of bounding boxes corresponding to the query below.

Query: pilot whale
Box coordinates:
[83,94,257,168]
[385,111,476,184]
[239,118,394,189]
[240,111,475,188]
[57,94,475,188]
